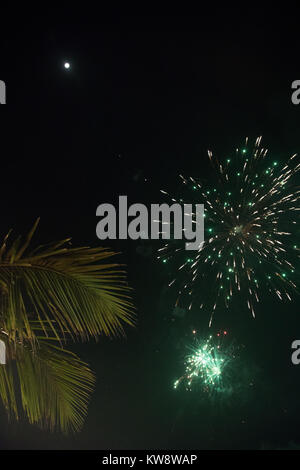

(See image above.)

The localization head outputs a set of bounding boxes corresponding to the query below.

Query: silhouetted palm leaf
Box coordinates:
[0,219,135,346]
[0,220,135,432]
[0,334,95,433]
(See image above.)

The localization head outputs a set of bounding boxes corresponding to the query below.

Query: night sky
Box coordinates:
[1,12,300,450]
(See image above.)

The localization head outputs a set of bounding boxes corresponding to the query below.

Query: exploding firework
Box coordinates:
[158,137,300,324]
[174,331,232,393]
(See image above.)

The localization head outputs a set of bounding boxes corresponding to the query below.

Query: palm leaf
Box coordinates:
[0,219,135,345]
[0,335,95,433]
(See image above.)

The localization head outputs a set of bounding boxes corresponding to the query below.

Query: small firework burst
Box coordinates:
[174,331,232,393]
[158,137,300,324]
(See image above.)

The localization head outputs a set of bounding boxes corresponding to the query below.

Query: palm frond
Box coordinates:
[0,336,95,433]
[0,220,135,345]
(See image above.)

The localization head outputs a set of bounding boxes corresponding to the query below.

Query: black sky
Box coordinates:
[0,12,300,450]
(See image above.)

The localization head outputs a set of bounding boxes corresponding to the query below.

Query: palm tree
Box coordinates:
[0,219,135,433]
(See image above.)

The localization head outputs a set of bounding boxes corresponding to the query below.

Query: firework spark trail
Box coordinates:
[158,138,300,325]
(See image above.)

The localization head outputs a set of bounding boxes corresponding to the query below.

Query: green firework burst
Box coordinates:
[174,332,232,393]
[159,137,300,324]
